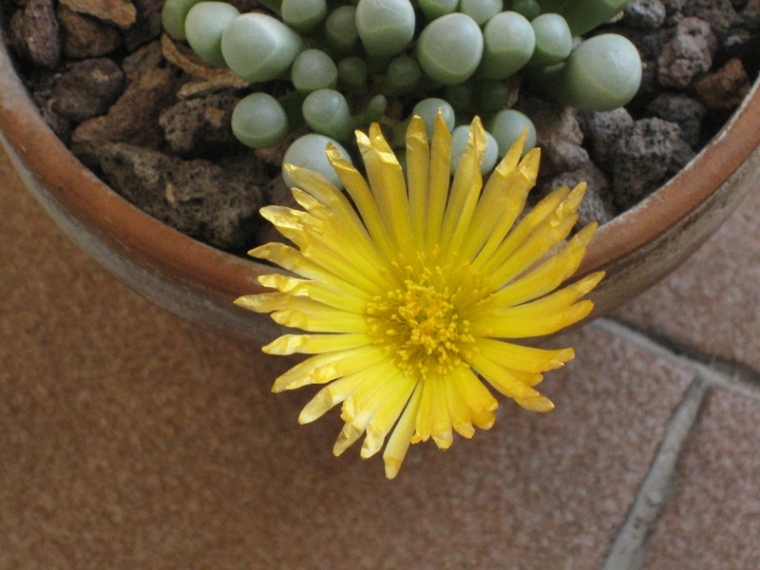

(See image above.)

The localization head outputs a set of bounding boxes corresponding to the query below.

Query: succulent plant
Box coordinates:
[161,0,641,183]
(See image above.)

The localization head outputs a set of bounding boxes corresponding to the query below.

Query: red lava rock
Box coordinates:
[683,0,738,38]
[657,17,717,88]
[645,93,706,147]
[159,90,243,158]
[52,58,124,122]
[661,0,688,16]
[57,4,123,59]
[519,98,616,221]
[122,0,165,52]
[579,108,636,167]
[609,118,684,209]
[120,37,163,84]
[96,143,267,250]
[742,0,760,16]
[58,0,137,29]
[608,27,670,97]
[8,0,61,69]
[28,74,74,143]
[71,42,185,167]
[516,98,586,175]
[667,135,697,176]
[623,0,668,30]
[693,58,752,110]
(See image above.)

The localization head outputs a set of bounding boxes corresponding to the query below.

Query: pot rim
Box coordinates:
[1,38,759,301]
[578,77,760,275]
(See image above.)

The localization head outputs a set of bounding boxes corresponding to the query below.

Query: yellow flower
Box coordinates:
[236,114,604,479]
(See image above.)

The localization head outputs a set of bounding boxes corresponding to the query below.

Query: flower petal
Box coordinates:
[444,371,475,439]
[472,337,575,374]
[470,352,545,401]
[475,184,571,275]
[361,373,417,459]
[440,117,486,262]
[263,333,372,355]
[430,379,455,450]
[250,243,369,298]
[405,115,430,250]
[469,272,604,338]
[334,360,401,456]
[383,383,423,479]
[271,345,385,392]
[256,274,369,313]
[283,163,367,236]
[298,370,368,424]
[326,144,396,261]
[460,147,540,264]
[260,206,388,295]
[411,377,435,444]
[514,394,555,412]
[339,360,397,425]
[453,367,499,421]
[412,376,457,449]
[424,113,452,253]
[241,293,367,333]
[488,211,578,290]
[485,223,598,310]
[356,124,413,258]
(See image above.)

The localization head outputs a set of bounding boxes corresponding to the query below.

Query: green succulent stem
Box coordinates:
[527,33,642,111]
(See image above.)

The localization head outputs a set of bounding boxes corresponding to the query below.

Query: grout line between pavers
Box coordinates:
[592,318,760,402]
[591,317,760,570]
[600,377,708,570]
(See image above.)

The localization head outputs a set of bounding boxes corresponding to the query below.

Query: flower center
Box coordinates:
[366,266,476,381]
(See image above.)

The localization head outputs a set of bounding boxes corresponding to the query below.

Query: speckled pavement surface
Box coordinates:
[2,143,759,569]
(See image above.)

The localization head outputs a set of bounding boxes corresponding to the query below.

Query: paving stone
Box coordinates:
[0,147,695,569]
[614,186,760,370]
[641,388,760,569]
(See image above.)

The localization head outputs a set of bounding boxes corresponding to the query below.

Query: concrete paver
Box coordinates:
[641,388,760,570]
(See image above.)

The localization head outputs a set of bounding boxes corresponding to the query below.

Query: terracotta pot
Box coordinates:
[2,38,759,345]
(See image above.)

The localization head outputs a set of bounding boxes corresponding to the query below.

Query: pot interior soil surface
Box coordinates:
[2,0,758,257]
